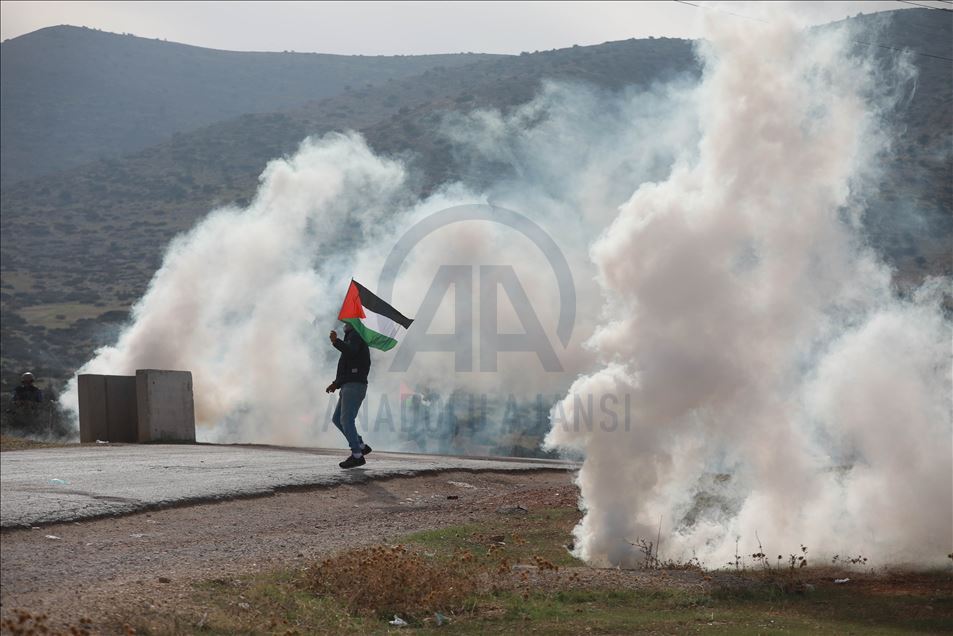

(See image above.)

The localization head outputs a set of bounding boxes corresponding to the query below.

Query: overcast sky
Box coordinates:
[0,1,918,55]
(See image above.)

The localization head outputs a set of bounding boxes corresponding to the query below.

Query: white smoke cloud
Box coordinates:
[61,133,409,446]
[61,80,694,450]
[544,15,952,567]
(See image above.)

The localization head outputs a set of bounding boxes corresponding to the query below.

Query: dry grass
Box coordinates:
[0,434,71,452]
[300,544,479,622]
[0,609,134,636]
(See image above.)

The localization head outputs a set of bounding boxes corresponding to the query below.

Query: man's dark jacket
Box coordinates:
[13,384,43,403]
[333,327,370,387]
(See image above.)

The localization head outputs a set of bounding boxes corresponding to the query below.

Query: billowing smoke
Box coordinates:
[60,79,696,449]
[58,128,601,449]
[544,15,952,567]
[61,135,412,446]
[59,9,950,565]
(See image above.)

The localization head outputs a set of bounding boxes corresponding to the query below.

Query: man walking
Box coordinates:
[326,322,372,469]
[327,278,414,468]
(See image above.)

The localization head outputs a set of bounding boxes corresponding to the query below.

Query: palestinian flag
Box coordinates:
[337,279,414,351]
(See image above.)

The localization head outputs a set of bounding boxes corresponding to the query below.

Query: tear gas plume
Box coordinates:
[543,15,952,567]
[60,10,951,566]
[62,135,410,446]
[59,82,694,449]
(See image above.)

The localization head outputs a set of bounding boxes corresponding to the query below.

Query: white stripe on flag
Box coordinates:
[363,308,406,341]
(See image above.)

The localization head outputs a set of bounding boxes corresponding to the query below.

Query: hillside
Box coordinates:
[0,25,503,182]
[838,9,952,285]
[0,9,949,397]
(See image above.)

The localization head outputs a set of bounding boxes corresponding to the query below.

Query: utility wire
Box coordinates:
[671,0,953,63]
[673,0,757,22]
[895,0,953,11]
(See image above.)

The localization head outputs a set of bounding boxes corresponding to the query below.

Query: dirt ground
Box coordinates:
[0,469,576,631]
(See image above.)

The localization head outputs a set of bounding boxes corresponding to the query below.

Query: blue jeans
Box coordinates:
[332,382,367,454]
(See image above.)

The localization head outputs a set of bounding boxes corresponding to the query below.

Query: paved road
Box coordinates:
[0,444,572,528]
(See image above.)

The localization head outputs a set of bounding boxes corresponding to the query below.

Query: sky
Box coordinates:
[0,1,917,56]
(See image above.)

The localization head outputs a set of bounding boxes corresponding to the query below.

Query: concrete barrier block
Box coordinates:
[135,370,196,443]
[77,374,139,443]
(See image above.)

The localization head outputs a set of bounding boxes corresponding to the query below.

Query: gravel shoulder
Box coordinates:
[1,469,575,630]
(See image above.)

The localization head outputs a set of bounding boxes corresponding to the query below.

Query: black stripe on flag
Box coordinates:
[353,280,414,329]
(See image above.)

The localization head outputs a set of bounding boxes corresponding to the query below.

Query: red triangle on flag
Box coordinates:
[337,280,366,320]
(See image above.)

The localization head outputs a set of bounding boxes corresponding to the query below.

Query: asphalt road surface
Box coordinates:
[0,444,572,528]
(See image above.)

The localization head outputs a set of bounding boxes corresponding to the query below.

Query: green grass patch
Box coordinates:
[17,302,127,328]
[133,571,374,635]
[0,270,41,292]
[403,507,583,570]
[410,584,953,635]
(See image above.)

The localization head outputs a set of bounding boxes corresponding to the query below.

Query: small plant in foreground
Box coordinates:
[832,554,868,567]
[533,555,559,571]
[789,545,808,570]
[632,537,659,569]
[729,536,743,571]
[658,554,703,571]
[752,532,770,570]
[627,537,701,570]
